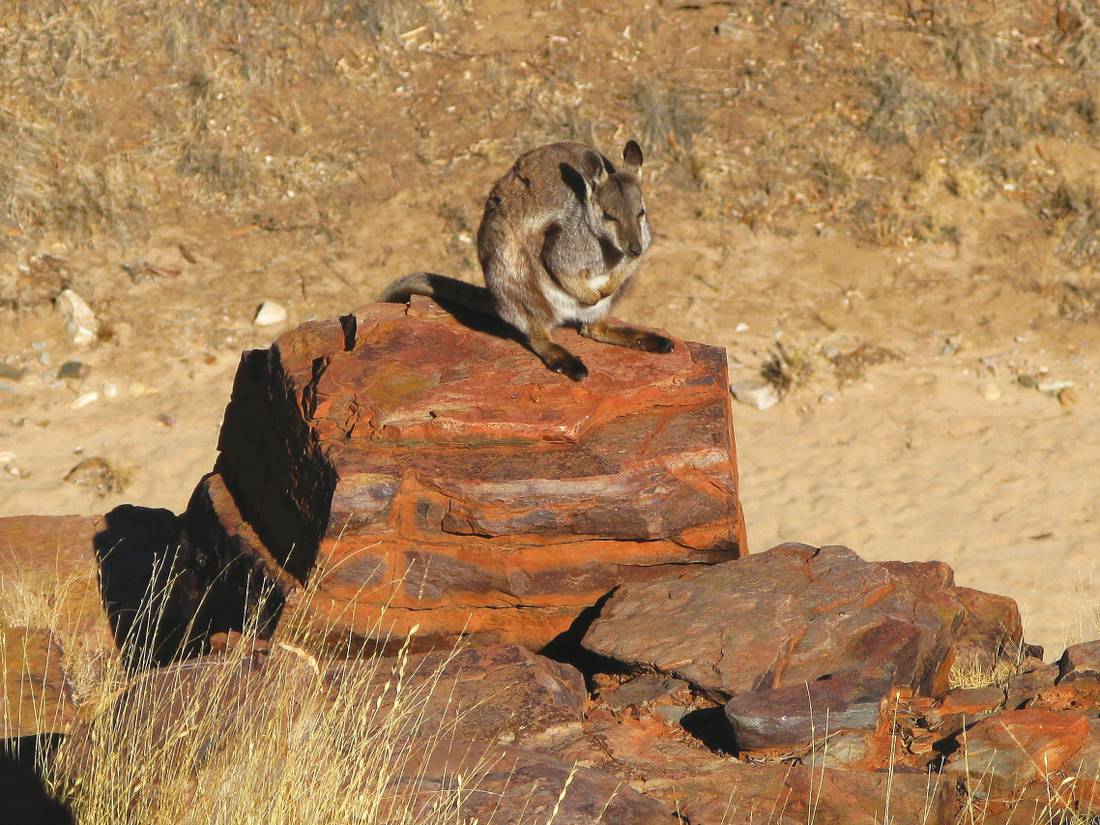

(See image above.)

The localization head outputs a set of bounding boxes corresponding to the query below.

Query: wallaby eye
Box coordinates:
[602,211,619,223]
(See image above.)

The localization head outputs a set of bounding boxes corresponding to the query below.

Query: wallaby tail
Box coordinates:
[379,272,496,316]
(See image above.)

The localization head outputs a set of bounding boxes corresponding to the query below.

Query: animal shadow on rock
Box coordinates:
[93,505,248,670]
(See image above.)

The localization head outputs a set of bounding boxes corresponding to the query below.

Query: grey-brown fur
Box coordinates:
[380,140,671,380]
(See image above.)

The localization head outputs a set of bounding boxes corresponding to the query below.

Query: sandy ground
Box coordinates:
[2,0,1099,661]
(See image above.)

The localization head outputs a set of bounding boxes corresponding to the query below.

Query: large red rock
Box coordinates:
[186,298,746,649]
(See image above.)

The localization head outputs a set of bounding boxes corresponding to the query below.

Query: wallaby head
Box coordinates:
[577,140,650,259]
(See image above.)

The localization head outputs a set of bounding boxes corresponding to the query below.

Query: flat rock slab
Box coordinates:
[583,543,964,701]
[724,669,893,753]
[639,761,953,825]
[187,298,746,648]
[327,643,587,750]
[943,708,1090,795]
[396,739,672,824]
[0,627,73,737]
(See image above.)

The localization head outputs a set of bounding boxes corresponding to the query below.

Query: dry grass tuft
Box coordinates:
[761,340,815,396]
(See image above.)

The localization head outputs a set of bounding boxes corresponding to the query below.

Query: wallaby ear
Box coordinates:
[580,149,605,187]
[622,140,643,175]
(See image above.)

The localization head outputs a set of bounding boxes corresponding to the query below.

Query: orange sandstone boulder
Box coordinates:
[185,298,747,649]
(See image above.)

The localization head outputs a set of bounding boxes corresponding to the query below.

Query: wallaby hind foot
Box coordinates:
[527,330,589,381]
[580,320,674,354]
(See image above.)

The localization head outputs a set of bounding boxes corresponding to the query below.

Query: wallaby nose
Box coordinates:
[627,242,642,257]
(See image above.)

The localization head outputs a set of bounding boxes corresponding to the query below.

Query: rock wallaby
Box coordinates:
[380,140,672,381]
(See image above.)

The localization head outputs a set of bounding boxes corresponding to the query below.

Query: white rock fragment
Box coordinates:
[100,382,119,399]
[735,322,750,333]
[730,380,780,411]
[56,289,99,347]
[1037,380,1075,393]
[253,301,288,327]
[0,450,15,464]
[71,391,99,409]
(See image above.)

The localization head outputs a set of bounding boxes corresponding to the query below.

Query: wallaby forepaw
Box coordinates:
[642,334,674,354]
[548,354,588,381]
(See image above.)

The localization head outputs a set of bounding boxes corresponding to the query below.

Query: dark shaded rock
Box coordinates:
[943,708,1090,795]
[583,544,964,701]
[56,361,89,381]
[185,298,747,650]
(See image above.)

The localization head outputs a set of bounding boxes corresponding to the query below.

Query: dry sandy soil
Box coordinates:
[1,0,1099,657]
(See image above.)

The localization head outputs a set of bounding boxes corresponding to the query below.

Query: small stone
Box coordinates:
[735,322,750,333]
[0,451,14,464]
[730,380,779,410]
[63,457,130,497]
[0,363,25,382]
[1059,386,1080,407]
[70,392,98,410]
[38,352,50,366]
[819,391,836,403]
[56,289,99,347]
[1018,374,1036,388]
[100,382,118,399]
[1037,379,1074,393]
[253,300,287,327]
[979,381,1001,401]
[157,413,176,427]
[57,361,90,381]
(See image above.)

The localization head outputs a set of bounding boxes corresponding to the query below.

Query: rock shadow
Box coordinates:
[0,734,73,825]
[93,503,281,669]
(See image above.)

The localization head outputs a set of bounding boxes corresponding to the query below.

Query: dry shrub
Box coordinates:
[862,63,951,148]
[829,343,902,386]
[761,340,815,396]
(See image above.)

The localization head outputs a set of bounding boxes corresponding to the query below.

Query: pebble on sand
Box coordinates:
[731,380,780,410]
[253,301,288,327]
[56,289,99,347]
[70,392,98,410]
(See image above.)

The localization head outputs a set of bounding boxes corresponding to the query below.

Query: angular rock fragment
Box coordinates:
[950,586,1024,670]
[943,708,1089,796]
[583,544,963,700]
[1006,663,1060,710]
[1059,639,1100,683]
[186,298,747,649]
